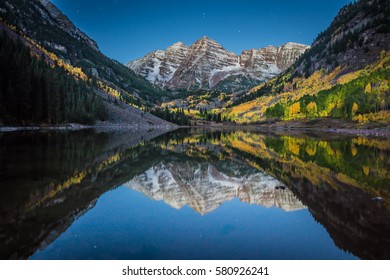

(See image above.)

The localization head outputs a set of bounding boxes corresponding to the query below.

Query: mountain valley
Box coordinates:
[0,0,389,130]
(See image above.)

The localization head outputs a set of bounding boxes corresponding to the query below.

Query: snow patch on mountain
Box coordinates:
[127,37,309,91]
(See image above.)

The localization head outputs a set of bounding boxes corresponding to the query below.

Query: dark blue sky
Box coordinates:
[51,0,352,63]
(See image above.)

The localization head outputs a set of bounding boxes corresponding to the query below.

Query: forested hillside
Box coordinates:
[0,25,106,125]
[0,0,168,107]
[0,0,175,126]
[225,0,390,125]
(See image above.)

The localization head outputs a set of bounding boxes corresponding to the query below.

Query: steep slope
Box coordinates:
[0,0,168,106]
[295,0,389,76]
[226,0,390,125]
[0,24,106,125]
[36,0,99,51]
[128,37,308,92]
[239,42,310,77]
[0,0,174,126]
[128,42,189,88]
[168,37,240,90]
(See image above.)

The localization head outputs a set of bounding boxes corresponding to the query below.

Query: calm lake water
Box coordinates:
[0,128,389,260]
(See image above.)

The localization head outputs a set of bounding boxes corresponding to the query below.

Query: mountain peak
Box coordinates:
[128,39,309,92]
[171,41,187,47]
[283,42,307,46]
[281,42,310,50]
[196,36,219,45]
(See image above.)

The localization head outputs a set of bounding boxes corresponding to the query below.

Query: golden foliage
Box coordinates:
[306,146,317,156]
[337,69,364,84]
[289,102,301,116]
[225,51,390,123]
[352,111,390,124]
[353,136,390,150]
[2,20,134,104]
[352,103,359,115]
[351,144,358,157]
[307,102,317,111]
[365,83,372,93]
[288,141,300,155]
[28,151,123,211]
[363,166,370,176]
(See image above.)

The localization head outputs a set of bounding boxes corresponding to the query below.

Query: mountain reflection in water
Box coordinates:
[126,155,305,214]
[0,128,389,260]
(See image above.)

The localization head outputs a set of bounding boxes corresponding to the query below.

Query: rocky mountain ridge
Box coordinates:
[294,0,390,77]
[225,0,390,124]
[0,0,175,126]
[128,37,309,92]
[37,0,99,51]
[0,0,169,106]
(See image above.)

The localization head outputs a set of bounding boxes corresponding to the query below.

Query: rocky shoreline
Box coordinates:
[0,122,178,132]
[210,118,390,138]
[1,119,389,138]
[245,125,390,138]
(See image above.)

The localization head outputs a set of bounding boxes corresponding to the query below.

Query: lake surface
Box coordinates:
[1,128,389,260]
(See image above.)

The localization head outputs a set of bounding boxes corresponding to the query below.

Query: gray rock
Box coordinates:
[128,37,309,91]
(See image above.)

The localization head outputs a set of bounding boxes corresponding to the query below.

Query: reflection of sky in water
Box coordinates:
[2,129,389,260]
[31,186,356,260]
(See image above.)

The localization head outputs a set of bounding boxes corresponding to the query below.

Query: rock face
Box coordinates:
[294,0,390,76]
[37,0,99,51]
[128,42,189,88]
[240,43,310,75]
[169,37,240,90]
[128,37,309,92]
[126,161,306,214]
[1,0,173,126]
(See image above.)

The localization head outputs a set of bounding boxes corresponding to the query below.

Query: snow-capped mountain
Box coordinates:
[127,37,309,92]
[125,162,305,214]
[168,37,239,90]
[239,42,311,78]
[128,42,189,88]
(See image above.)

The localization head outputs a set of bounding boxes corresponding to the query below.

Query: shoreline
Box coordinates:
[186,125,390,138]
[1,119,389,137]
[0,122,178,133]
[250,126,390,138]
[202,118,390,137]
